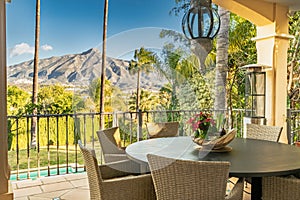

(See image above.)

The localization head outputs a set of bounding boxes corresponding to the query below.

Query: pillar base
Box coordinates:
[0,193,13,200]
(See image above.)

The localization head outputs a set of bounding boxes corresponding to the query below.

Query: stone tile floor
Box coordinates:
[11,173,89,200]
[11,173,250,200]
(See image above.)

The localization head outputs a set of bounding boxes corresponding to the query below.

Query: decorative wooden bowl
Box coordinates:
[192,129,236,150]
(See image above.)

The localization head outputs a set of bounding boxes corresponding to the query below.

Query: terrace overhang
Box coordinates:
[212,0,300,143]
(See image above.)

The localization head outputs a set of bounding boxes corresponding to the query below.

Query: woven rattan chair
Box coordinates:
[78,141,156,200]
[147,154,244,200]
[262,176,300,200]
[146,122,179,139]
[245,123,283,192]
[246,123,283,142]
[97,127,128,163]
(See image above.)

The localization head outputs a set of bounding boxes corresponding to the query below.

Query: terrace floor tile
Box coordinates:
[13,186,43,198]
[14,179,42,189]
[41,182,73,193]
[11,172,251,200]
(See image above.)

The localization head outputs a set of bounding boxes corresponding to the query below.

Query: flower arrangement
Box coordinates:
[187,112,216,139]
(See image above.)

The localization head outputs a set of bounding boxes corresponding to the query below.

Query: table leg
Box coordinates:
[251,177,262,200]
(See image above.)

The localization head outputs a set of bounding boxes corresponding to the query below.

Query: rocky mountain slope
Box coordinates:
[7,48,166,92]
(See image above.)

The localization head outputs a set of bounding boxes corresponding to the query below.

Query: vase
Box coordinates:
[194,129,208,139]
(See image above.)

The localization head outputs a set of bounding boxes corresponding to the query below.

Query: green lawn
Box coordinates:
[8,145,87,171]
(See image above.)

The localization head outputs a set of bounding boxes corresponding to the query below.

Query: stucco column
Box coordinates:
[0,0,13,199]
[253,5,291,143]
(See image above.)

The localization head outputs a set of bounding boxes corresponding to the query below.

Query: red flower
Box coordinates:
[187,112,215,136]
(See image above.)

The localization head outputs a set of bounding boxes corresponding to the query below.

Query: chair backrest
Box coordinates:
[97,127,124,154]
[147,154,230,200]
[78,140,102,200]
[263,176,300,200]
[246,123,283,142]
[146,122,179,139]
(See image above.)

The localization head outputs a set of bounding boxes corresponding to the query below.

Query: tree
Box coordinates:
[128,90,160,111]
[227,14,256,110]
[128,47,158,112]
[159,42,202,110]
[88,78,116,112]
[38,85,74,114]
[214,7,230,116]
[288,11,300,108]
[99,0,109,129]
[31,0,40,148]
[7,86,30,116]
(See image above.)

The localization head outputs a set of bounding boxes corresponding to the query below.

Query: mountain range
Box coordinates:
[7,48,167,92]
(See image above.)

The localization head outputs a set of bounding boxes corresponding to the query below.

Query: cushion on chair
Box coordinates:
[146,122,179,138]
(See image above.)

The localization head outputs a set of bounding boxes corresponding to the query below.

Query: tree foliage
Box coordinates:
[88,78,117,112]
[7,86,30,116]
[288,11,300,108]
[129,47,159,111]
[128,90,160,112]
[227,14,257,109]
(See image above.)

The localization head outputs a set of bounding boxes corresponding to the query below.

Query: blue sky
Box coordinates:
[6,0,185,66]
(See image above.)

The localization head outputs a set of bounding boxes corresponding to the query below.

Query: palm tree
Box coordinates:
[214,6,230,112]
[128,47,158,112]
[159,45,199,110]
[31,0,40,148]
[99,0,109,129]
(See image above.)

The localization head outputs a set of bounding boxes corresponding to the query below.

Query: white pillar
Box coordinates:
[0,0,13,199]
[253,5,291,143]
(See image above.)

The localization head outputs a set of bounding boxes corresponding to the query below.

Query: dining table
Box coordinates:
[125,136,300,200]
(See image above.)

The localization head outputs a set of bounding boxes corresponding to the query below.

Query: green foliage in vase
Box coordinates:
[187,112,215,139]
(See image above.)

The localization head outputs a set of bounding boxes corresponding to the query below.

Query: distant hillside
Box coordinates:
[7,48,167,92]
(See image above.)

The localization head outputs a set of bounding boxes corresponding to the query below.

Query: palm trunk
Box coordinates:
[31,0,40,148]
[136,69,141,112]
[214,7,230,124]
[99,0,108,129]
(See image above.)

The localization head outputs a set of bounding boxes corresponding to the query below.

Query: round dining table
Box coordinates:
[126,136,300,200]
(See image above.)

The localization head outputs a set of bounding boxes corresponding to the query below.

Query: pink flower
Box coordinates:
[187,112,216,132]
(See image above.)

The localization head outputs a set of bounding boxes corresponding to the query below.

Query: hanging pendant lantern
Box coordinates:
[182,0,220,40]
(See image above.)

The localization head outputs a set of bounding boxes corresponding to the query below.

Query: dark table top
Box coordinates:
[126,136,300,177]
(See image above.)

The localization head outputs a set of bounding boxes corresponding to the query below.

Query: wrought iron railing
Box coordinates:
[7,108,281,180]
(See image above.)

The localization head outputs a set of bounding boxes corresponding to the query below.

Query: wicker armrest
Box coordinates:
[102,174,156,200]
[104,153,128,163]
[100,159,141,179]
[226,178,244,200]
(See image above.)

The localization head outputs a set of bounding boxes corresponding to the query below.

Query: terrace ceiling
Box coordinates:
[262,0,300,11]
[213,0,300,26]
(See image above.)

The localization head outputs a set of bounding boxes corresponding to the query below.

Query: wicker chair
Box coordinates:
[246,123,283,142]
[97,127,128,163]
[147,154,244,200]
[245,123,283,191]
[146,122,179,139]
[262,176,300,200]
[78,141,156,200]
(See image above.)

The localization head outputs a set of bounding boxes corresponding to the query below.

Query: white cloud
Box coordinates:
[9,43,54,58]
[41,44,53,51]
[9,43,34,58]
